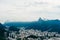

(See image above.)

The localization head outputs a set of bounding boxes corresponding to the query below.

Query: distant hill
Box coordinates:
[4,18,60,33]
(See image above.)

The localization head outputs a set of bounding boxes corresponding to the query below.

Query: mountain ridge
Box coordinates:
[3,18,60,33]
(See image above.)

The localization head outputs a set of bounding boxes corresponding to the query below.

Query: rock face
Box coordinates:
[4,19,60,33]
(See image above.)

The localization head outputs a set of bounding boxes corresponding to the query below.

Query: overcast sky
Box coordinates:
[0,0,60,22]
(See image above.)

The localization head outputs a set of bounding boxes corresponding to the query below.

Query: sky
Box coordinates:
[0,0,60,23]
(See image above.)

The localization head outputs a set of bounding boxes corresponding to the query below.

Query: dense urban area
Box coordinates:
[4,27,60,40]
[0,18,60,40]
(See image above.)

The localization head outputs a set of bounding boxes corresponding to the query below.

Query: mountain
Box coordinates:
[0,23,6,40]
[4,18,60,33]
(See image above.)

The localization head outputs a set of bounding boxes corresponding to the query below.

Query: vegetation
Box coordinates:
[4,18,60,33]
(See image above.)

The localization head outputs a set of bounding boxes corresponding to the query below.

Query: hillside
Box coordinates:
[4,18,60,33]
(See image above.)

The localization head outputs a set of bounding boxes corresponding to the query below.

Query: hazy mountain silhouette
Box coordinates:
[4,18,60,33]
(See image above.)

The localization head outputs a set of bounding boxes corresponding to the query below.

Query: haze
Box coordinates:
[0,0,60,23]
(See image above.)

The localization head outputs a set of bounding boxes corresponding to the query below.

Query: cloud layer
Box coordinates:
[0,0,60,22]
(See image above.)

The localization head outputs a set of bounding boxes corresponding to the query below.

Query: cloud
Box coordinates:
[0,0,60,23]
